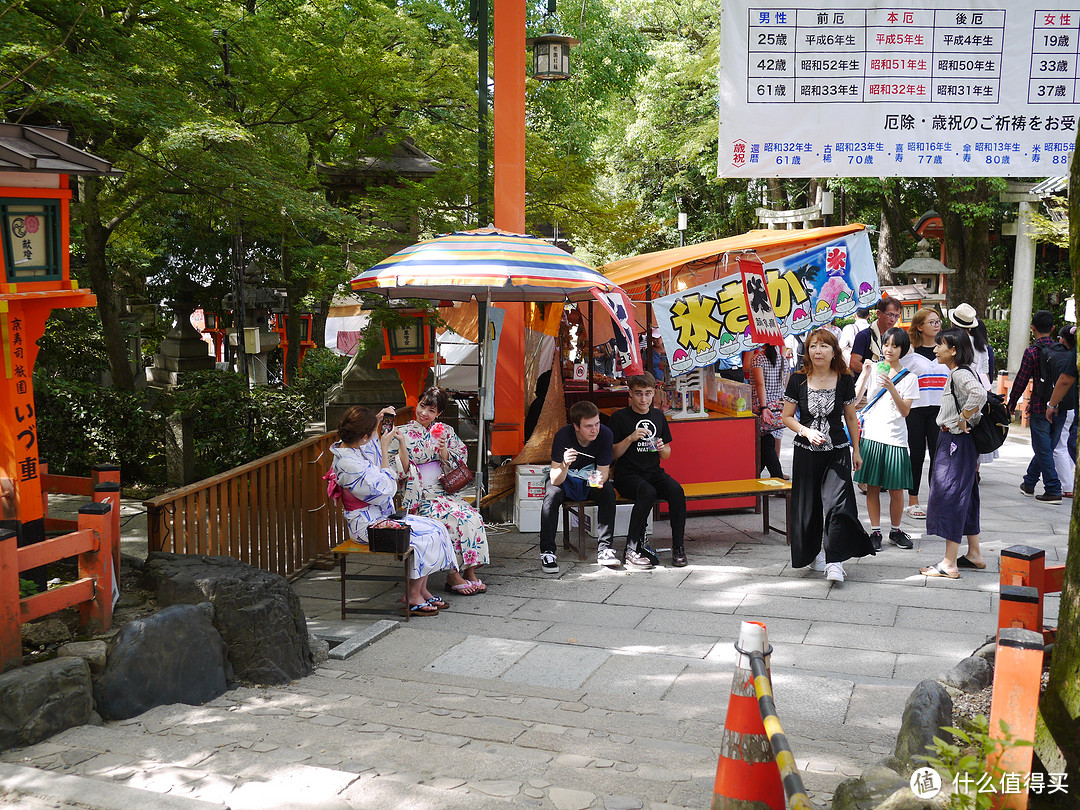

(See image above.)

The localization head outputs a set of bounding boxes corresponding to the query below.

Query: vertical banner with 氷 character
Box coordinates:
[738,254,783,346]
[656,230,878,376]
[590,287,643,376]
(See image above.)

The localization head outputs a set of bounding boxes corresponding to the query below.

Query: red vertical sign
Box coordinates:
[738,254,783,346]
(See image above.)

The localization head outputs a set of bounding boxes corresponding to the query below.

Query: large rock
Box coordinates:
[832,764,909,810]
[93,603,230,720]
[0,657,93,749]
[894,680,953,775]
[143,552,313,684]
[939,656,992,694]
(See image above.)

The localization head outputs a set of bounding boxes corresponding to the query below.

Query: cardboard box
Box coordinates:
[515,464,550,501]
[513,499,541,533]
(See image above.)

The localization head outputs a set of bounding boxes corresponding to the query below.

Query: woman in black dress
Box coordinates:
[781,328,875,582]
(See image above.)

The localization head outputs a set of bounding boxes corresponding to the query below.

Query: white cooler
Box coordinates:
[514,464,549,532]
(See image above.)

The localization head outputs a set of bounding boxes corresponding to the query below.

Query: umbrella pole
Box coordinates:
[477,294,488,499]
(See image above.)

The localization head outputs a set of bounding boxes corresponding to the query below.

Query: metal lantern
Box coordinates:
[527,31,580,81]
[383,311,435,357]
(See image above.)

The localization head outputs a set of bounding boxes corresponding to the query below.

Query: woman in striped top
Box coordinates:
[901,309,948,520]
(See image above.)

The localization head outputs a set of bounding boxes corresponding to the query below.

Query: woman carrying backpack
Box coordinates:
[921,329,987,579]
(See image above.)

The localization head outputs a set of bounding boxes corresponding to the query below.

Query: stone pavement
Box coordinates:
[3,427,1069,809]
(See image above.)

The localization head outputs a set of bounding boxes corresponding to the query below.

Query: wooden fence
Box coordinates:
[143,432,348,579]
[1,465,121,672]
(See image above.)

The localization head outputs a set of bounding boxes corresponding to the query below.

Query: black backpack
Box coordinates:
[950,369,1010,454]
[1037,342,1073,404]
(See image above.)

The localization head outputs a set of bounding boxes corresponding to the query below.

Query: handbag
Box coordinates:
[950,369,1009,454]
[759,400,785,433]
[438,458,475,495]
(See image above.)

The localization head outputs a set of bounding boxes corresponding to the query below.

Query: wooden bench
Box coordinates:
[560,478,792,561]
[332,539,416,622]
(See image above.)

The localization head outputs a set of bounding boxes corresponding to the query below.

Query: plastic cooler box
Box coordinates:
[514,464,548,532]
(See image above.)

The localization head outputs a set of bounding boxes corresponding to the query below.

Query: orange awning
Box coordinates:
[602,224,866,297]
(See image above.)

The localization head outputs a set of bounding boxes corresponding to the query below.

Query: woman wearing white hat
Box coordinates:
[949,303,998,468]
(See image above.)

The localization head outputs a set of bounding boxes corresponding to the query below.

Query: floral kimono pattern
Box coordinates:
[330,440,457,579]
[398,420,490,569]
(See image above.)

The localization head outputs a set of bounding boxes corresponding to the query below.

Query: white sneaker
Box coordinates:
[809,550,827,571]
[825,563,845,582]
[540,553,559,573]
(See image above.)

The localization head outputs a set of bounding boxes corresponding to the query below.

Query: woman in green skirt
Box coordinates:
[854,327,920,551]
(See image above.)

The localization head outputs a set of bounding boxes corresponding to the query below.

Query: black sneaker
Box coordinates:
[1036,492,1062,504]
[597,547,621,567]
[540,552,560,573]
[639,541,661,567]
[869,529,882,551]
[671,548,688,567]
[889,528,913,549]
[624,548,655,569]
[1020,483,1035,497]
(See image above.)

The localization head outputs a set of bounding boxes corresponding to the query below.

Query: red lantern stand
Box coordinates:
[0,125,122,669]
[379,310,437,409]
[201,311,227,363]
[270,313,317,385]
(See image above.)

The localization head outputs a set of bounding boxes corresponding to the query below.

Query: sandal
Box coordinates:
[445,581,478,596]
[409,602,439,615]
[904,504,927,520]
[469,579,487,594]
[957,555,987,570]
[426,596,449,609]
[920,563,959,579]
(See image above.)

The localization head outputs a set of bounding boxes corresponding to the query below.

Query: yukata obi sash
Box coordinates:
[416,461,443,490]
[323,469,369,511]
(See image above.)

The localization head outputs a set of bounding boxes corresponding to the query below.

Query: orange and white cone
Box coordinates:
[711,621,785,810]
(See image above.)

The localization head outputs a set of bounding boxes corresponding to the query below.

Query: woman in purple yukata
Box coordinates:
[398,386,490,596]
[329,406,457,616]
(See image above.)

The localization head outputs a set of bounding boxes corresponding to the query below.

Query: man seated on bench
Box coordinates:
[610,372,688,569]
[539,401,619,573]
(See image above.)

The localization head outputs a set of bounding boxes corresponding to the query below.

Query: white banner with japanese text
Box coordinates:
[719,1,1080,177]
[655,232,877,375]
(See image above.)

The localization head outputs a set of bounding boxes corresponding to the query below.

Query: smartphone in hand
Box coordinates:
[381,413,395,435]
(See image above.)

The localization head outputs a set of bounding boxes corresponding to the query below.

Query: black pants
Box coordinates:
[789,445,874,568]
[906,405,940,497]
[760,432,783,478]
[615,470,686,550]
[539,481,616,554]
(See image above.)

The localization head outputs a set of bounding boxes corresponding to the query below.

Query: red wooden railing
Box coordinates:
[0,465,120,672]
[143,432,346,580]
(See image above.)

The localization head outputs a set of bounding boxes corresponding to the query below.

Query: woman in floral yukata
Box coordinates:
[329,406,458,616]
[398,386,491,596]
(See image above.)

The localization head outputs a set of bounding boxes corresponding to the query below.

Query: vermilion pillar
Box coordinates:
[491,0,526,455]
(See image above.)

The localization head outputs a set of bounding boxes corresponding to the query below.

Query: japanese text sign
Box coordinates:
[739,254,784,346]
[719,1,1080,177]
[655,232,877,375]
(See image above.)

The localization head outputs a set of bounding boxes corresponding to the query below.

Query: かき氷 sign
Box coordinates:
[654,231,877,376]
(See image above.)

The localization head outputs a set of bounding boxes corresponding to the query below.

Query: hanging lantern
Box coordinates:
[527,31,580,81]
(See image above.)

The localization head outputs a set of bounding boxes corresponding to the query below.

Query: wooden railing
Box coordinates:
[1,465,120,672]
[144,432,348,579]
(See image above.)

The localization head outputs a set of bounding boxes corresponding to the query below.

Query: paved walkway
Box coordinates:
[3,428,1069,809]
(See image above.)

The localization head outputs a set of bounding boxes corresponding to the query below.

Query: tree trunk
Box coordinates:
[934,178,991,311]
[877,209,896,284]
[79,177,135,391]
[1031,139,1080,803]
[877,179,911,284]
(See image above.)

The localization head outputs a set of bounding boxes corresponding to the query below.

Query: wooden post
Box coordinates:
[1000,545,1046,629]
[998,585,1041,634]
[94,482,121,584]
[0,528,21,671]
[76,501,112,634]
[987,627,1044,810]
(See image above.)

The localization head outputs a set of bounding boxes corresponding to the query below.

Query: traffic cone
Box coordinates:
[711,621,785,810]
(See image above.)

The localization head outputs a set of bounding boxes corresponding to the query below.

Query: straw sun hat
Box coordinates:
[948,302,979,329]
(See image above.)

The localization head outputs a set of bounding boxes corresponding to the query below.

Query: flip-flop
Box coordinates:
[426,596,449,609]
[445,581,478,595]
[469,579,487,593]
[409,602,439,615]
[920,563,960,579]
[956,555,987,570]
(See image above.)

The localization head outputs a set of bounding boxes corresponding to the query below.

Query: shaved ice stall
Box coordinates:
[598,225,878,514]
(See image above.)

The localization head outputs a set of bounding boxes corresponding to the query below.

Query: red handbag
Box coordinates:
[439,459,474,495]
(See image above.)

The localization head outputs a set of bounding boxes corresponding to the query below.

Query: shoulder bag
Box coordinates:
[439,458,475,495]
[950,369,1009,454]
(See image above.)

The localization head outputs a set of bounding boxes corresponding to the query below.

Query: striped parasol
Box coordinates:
[349,227,619,302]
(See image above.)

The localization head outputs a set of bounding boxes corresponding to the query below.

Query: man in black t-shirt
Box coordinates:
[539,400,619,573]
[610,373,687,569]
